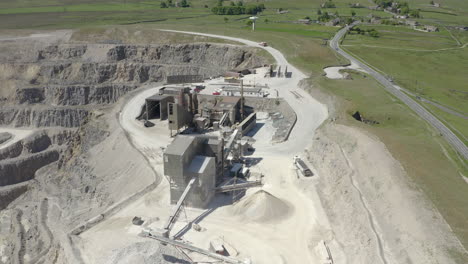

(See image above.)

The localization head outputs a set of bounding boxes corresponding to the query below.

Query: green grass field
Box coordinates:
[0,0,417,29]
[0,0,467,259]
[341,24,468,144]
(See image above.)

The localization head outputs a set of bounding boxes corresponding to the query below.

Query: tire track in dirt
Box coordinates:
[339,147,388,264]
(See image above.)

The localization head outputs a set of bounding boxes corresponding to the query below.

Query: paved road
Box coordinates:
[330,24,468,160]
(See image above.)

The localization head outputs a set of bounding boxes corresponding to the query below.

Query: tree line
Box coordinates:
[375,0,420,17]
[350,27,380,38]
[160,0,190,8]
[211,1,265,15]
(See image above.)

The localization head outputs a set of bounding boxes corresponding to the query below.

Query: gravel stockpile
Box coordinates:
[106,242,191,264]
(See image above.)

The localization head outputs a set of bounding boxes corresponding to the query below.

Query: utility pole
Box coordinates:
[240,80,245,120]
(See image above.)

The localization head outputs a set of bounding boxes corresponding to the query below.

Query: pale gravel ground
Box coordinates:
[79,148,335,264]
[323,61,367,79]
[0,128,34,149]
[0,30,72,44]
[308,123,467,264]
[78,30,333,264]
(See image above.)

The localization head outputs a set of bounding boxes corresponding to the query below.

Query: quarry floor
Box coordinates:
[78,54,333,263]
[79,148,332,263]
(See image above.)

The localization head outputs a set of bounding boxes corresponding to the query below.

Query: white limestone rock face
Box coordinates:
[0,43,266,128]
[0,132,12,145]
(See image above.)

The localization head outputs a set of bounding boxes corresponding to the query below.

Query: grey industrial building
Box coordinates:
[147,85,260,209]
[199,96,240,127]
[142,86,198,132]
[143,83,258,135]
[145,94,173,120]
[164,135,224,208]
[221,86,268,97]
[238,112,256,136]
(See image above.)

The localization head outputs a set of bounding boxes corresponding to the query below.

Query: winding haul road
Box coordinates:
[331,24,468,160]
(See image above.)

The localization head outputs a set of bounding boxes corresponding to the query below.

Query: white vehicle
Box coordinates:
[241,167,250,178]
[293,156,313,177]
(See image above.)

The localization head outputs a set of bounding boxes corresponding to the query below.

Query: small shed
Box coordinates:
[405,20,419,27]
[325,18,341,27]
[298,19,311,25]
[209,239,228,256]
[424,25,439,32]
[224,71,242,78]
[145,94,173,120]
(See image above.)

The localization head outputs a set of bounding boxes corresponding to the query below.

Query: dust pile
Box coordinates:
[233,190,291,222]
[106,241,191,264]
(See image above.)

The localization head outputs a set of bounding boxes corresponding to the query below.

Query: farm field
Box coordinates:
[342,24,468,144]
[0,0,397,29]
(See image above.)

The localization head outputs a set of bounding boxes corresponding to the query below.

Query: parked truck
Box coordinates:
[293,156,313,177]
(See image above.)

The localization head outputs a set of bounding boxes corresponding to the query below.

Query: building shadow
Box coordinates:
[172,185,248,240]
[162,254,192,264]
[144,120,155,127]
[172,207,215,239]
[243,157,263,167]
[245,122,264,137]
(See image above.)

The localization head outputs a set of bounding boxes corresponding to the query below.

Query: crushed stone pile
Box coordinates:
[233,190,291,222]
[106,241,191,264]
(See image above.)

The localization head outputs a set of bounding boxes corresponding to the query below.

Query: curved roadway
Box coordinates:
[331,24,468,160]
